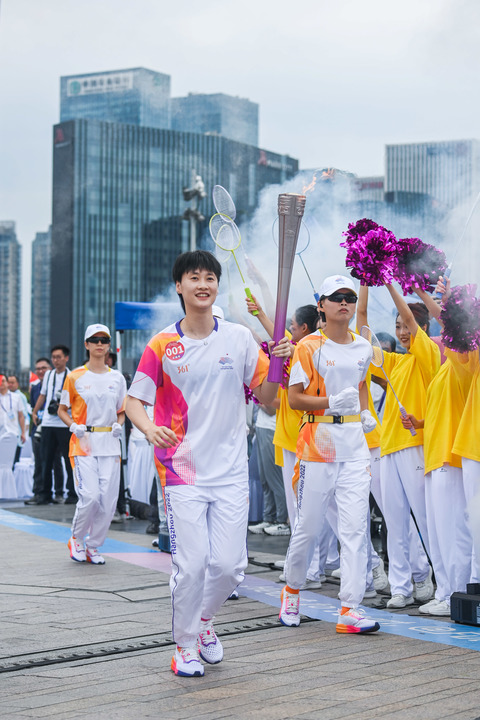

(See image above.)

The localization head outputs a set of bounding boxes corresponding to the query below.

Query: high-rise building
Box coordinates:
[171,93,258,147]
[385,139,480,209]
[60,68,171,130]
[51,119,298,363]
[0,222,21,372]
[31,227,52,365]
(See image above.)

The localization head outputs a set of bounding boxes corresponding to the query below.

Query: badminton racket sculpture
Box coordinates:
[272,217,320,302]
[268,193,306,382]
[212,185,237,221]
[209,212,258,315]
[360,325,416,437]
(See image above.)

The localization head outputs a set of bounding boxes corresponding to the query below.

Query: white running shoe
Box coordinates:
[419,599,450,616]
[248,521,275,534]
[278,571,286,582]
[300,578,323,590]
[387,594,414,608]
[85,547,105,565]
[428,600,451,616]
[279,586,300,626]
[336,607,380,634]
[363,588,377,599]
[264,523,291,536]
[171,645,204,677]
[418,598,440,614]
[68,537,86,563]
[331,568,341,579]
[198,619,224,664]
[414,567,434,602]
[372,558,389,591]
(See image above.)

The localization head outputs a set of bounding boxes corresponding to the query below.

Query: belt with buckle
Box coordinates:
[85,426,112,432]
[305,414,361,425]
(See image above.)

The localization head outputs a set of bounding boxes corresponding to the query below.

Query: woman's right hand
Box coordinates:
[245,293,263,316]
[145,423,178,448]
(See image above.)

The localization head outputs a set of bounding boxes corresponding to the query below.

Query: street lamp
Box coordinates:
[182,170,206,251]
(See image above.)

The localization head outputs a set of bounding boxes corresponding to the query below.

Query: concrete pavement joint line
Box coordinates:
[0,615,317,674]
[4,508,480,653]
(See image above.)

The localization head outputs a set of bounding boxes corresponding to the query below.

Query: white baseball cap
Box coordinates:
[318,275,356,298]
[84,323,111,342]
[212,305,225,320]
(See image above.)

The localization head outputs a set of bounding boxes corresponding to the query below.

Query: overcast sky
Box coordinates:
[0,0,479,363]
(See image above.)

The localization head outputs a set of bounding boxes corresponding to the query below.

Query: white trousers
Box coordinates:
[281,449,298,528]
[165,482,249,647]
[425,465,472,601]
[462,458,480,583]
[285,458,371,607]
[380,446,431,596]
[71,455,121,548]
[368,447,382,574]
[283,448,339,578]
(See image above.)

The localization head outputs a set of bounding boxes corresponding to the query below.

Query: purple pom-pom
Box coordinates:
[440,285,480,353]
[340,219,397,286]
[395,238,447,295]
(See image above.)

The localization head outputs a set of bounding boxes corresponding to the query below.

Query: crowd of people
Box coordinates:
[1,248,479,678]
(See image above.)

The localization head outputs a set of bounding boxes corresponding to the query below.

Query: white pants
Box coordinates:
[71,455,121,548]
[368,447,382,575]
[380,446,431,596]
[462,458,480,582]
[283,448,339,578]
[285,458,371,607]
[165,482,249,647]
[281,449,297,528]
[425,465,472,601]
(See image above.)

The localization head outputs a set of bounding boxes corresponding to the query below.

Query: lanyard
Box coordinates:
[49,369,67,398]
[0,393,12,414]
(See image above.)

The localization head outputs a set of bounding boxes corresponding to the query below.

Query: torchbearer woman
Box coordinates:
[126,250,291,678]
[58,324,127,566]
[279,275,380,634]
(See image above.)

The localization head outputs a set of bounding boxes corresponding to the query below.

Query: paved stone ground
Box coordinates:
[1,508,480,720]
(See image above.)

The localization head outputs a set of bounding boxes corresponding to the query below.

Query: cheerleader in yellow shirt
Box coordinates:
[370,283,440,608]
[401,281,474,615]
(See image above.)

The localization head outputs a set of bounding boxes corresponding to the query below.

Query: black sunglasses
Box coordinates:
[87,336,110,344]
[328,292,357,304]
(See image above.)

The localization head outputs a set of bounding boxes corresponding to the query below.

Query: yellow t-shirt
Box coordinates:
[371,327,440,456]
[273,384,303,459]
[423,350,475,474]
[365,368,381,450]
[452,351,480,462]
[272,329,302,465]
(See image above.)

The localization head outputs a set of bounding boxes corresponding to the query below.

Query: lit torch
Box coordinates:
[268,193,306,382]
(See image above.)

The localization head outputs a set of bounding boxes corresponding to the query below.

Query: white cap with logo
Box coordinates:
[84,323,111,342]
[318,275,356,298]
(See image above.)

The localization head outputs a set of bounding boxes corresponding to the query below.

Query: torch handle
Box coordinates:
[435,265,451,300]
[244,287,259,316]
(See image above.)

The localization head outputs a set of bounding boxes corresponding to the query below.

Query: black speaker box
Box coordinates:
[450,584,480,626]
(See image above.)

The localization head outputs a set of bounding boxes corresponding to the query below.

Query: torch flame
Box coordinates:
[302,172,317,195]
[321,168,336,181]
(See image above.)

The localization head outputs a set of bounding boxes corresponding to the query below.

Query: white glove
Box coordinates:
[112,422,122,438]
[70,423,86,438]
[361,409,377,433]
[328,387,359,415]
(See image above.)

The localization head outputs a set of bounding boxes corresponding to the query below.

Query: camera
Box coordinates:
[48,400,59,415]
[48,391,61,416]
